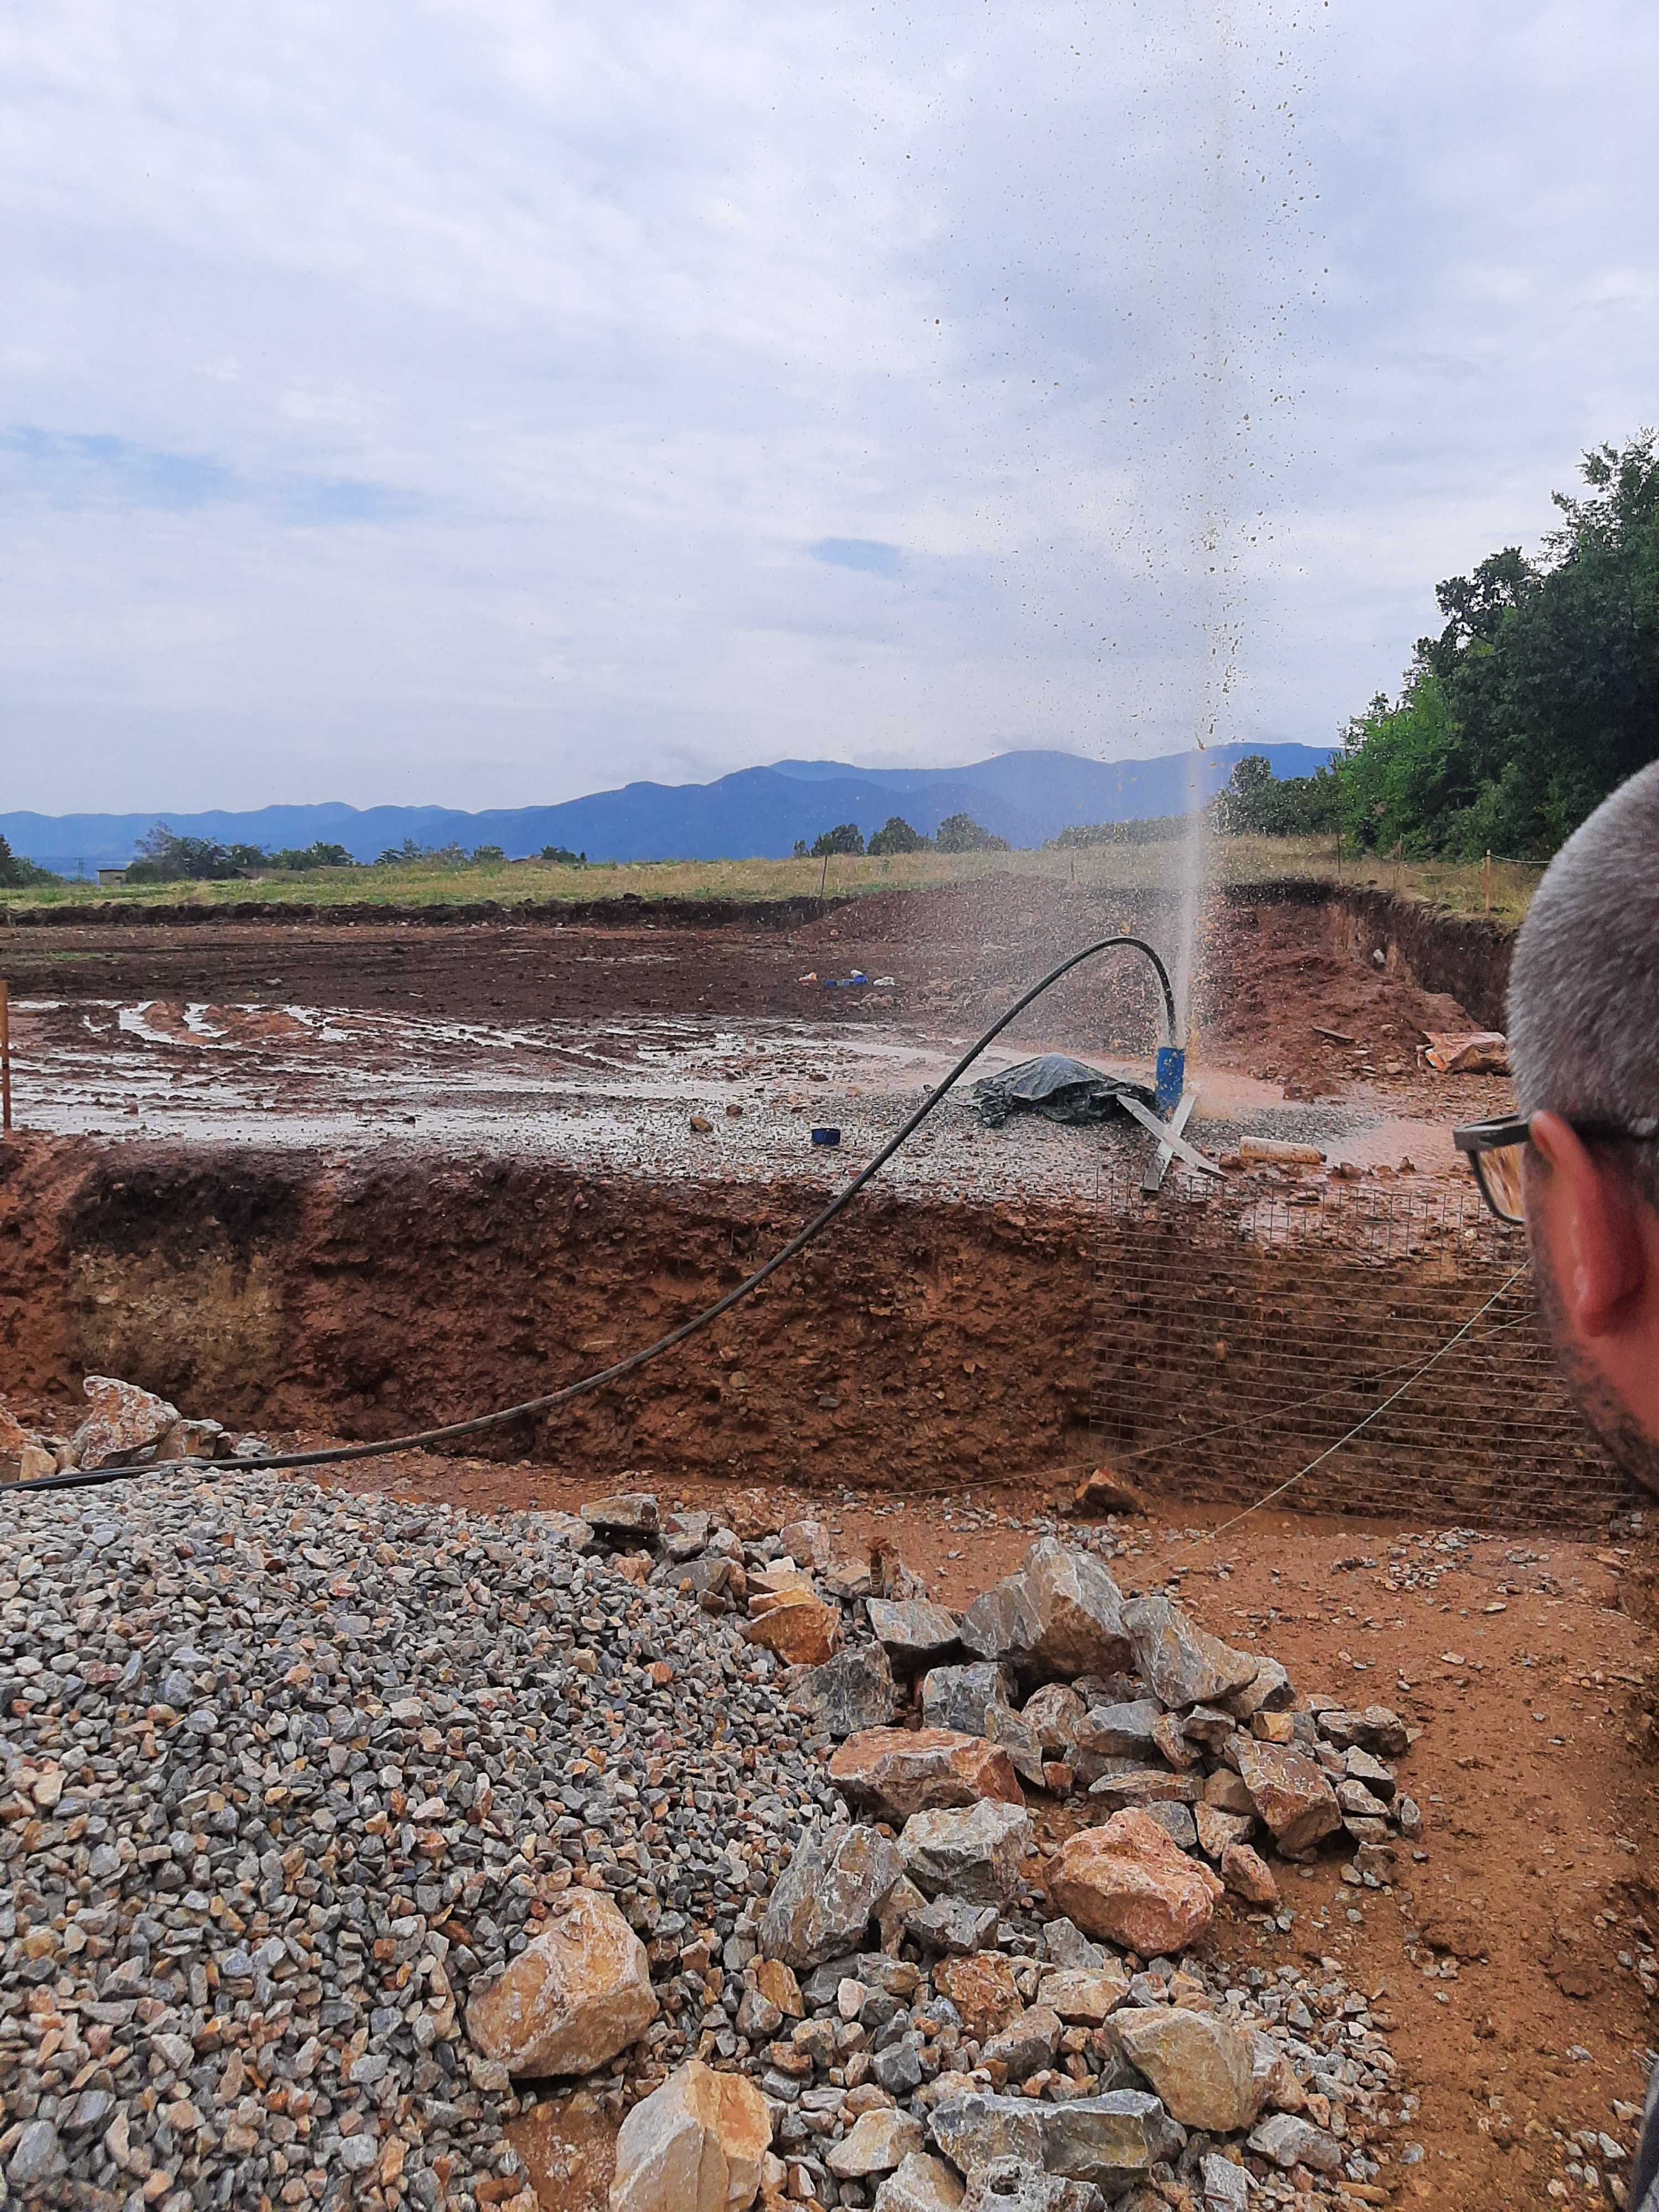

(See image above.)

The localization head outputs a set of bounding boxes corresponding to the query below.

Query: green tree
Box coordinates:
[270,842,354,870]
[809,822,865,857]
[539,844,587,865]
[867,815,932,854]
[1339,431,1659,857]
[126,825,253,881]
[0,834,55,888]
[935,812,1009,854]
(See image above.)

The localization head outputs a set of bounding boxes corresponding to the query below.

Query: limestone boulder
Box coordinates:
[899,1801,1032,1905]
[920,1661,1012,1737]
[1220,1841,1279,1905]
[69,1376,180,1471]
[868,1598,963,1666]
[465,1892,656,2077]
[1071,1700,1163,1783]
[759,1824,904,1969]
[608,2060,771,2212]
[982,2002,1063,2079]
[958,1573,1043,1671]
[1020,1682,1088,1754]
[1121,1593,1260,1710]
[928,2090,1175,2189]
[1193,1803,1255,1860]
[962,2162,1105,2212]
[1035,1964,1130,2024]
[873,2152,966,2212]
[1044,1810,1223,1955]
[1022,1539,1136,1681]
[1084,1767,1200,1813]
[1247,2112,1345,2174]
[1234,1740,1342,1856]
[743,1589,843,1667]
[1113,2006,1265,2131]
[933,1950,1024,2040]
[789,1646,898,1738]
[581,1493,659,1538]
[829,1728,1023,1821]
[827,2109,925,2179]
[901,1895,1001,1957]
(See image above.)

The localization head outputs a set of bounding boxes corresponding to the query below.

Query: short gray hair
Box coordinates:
[1509,759,1659,1205]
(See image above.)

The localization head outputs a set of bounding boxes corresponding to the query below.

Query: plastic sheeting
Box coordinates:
[972,1052,1158,1130]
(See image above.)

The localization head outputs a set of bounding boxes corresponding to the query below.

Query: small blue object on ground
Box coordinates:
[1154,1044,1186,1116]
[811,1126,842,1147]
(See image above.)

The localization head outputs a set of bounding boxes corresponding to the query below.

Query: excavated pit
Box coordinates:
[0,882,1619,1525]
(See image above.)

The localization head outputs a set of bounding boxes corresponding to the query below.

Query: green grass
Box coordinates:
[0,837,1541,924]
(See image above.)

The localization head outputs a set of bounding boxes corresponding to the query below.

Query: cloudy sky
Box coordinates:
[3,0,1655,813]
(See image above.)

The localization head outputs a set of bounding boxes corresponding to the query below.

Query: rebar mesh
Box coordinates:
[1091,1165,1639,1531]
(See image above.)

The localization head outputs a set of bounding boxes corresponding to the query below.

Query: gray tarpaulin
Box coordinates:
[972,1053,1159,1130]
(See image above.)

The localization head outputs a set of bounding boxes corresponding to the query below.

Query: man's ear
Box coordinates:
[1530,1111,1648,1334]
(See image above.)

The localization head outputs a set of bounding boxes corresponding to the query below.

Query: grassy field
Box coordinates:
[0,836,1542,924]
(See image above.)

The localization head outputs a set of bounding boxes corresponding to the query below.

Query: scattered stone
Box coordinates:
[465,1891,658,2077]
[1220,1841,1280,1906]
[1072,1462,1150,1517]
[869,1597,964,1666]
[759,1824,905,1968]
[1121,1593,1260,1709]
[1113,2007,1265,2131]
[1246,2111,1346,2174]
[1234,1739,1343,1855]
[830,1728,1024,1820]
[1045,1809,1223,1954]
[900,1801,1033,1904]
[790,1645,899,1737]
[1138,1799,1198,1851]
[580,1491,660,1537]
[609,2060,772,2212]
[1086,1765,1201,1812]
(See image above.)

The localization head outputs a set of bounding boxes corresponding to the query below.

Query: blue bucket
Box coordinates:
[811,1126,842,1147]
[1154,1045,1186,1117]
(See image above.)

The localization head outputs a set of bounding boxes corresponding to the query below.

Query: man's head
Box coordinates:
[1508,760,1659,1490]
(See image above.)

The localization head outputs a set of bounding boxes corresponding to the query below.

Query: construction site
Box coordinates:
[3,877,1656,2212]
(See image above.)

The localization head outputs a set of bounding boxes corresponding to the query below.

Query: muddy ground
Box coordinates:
[6,880,1650,2207]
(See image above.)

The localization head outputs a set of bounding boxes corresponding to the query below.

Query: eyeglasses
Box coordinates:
[1453,1114,1659,1225]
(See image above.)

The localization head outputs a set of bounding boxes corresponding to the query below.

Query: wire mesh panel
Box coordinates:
[1091,1165,1637,1531]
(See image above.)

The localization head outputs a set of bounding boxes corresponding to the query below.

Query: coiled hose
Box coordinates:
[14,935,1177,1496]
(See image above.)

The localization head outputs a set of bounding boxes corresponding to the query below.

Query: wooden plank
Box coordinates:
[1135,1087,1204,1192]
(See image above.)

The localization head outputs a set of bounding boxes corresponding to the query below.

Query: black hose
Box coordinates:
[14,936,1177,1497]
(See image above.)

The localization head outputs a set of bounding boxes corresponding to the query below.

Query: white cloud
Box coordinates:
[0,0,1653,809]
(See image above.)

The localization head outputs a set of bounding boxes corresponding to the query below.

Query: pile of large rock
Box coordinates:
[558,1496,1418,2211]
[0,1399,1421,2212]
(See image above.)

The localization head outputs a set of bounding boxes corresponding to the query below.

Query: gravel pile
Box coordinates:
[0,1470,837,2210]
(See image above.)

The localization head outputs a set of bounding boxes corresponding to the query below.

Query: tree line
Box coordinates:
[1220,431,1658,859]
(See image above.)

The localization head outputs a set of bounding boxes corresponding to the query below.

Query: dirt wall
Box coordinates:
[0,1131,1624,1528]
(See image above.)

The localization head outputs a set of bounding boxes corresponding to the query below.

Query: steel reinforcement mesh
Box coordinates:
[1090,1165,1641,1531]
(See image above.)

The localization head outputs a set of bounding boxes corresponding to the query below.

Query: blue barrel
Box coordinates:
[1154,1045,1186,1117]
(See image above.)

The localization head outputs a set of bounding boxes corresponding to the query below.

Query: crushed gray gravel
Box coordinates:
[0,1474,834,2210]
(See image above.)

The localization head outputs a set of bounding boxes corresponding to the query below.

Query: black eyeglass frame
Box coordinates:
[1453,1113,1659,1225]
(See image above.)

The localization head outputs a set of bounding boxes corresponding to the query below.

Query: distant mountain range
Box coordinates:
[4,743,1335,874]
